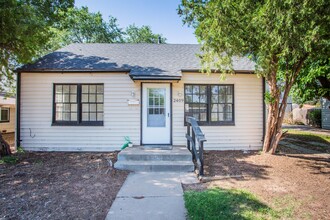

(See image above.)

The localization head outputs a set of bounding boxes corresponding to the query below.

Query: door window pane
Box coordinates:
[147,88,166,127]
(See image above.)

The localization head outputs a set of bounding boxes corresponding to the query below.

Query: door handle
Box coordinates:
[168,113,170,117]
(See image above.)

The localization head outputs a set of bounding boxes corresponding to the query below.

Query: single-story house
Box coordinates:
[0,93,16,134]
[16,43,265,151]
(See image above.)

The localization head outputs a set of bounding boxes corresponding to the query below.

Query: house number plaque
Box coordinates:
[173,98,184,103]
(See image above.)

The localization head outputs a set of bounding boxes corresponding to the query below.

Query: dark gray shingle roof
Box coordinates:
[19,43,255,78]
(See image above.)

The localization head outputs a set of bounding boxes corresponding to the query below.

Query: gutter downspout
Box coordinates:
[262,77,266,142]
[16,72,21,148]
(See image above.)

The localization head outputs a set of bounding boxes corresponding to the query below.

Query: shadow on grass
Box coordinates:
[184,188,280,220]
[282,132,330,153]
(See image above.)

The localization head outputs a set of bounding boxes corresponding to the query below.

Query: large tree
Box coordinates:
[125,24,167,43]
[53,7,124,46]
[0,0,74,82]
[0,0,74,156]
[179,0,330,154]
[291,58,330,104]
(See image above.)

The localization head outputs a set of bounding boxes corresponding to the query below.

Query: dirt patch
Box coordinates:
[184,150,330,219]
[0,152,129,219]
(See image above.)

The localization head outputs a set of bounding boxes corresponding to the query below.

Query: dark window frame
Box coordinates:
[184,84,235,126]
[0,107,10,123]
[52,83,104,126]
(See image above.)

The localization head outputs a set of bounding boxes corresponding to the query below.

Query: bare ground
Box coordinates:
[184,148,330,219]
[0,152,129,220]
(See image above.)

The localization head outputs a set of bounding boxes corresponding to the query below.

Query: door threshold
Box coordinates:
[142,145,173,150]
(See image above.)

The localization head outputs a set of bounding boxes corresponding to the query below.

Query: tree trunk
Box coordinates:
[0,133,11,157]
[263,55,308,154]
[263,78,295,154]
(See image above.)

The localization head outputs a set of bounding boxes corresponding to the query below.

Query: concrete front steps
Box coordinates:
[114,146,194,172]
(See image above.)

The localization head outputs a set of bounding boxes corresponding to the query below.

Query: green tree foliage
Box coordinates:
[0,0,74,155]
[125,24,167,43]
[291,58,330,104]
[0,0,74,84]
[53,7,124,46]
[179,0,330,153]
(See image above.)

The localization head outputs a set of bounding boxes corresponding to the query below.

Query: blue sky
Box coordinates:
[75,0,198,44]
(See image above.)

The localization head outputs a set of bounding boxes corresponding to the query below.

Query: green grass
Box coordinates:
[284,129,330,143]
[0,147,25,165]
[184,188,282,220]
[282,130,330,152]
[0,155,19,164]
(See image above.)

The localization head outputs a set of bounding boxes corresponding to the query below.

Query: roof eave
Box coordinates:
[15,68,131,73]
[129,75,182,81]
[181,69,255,74]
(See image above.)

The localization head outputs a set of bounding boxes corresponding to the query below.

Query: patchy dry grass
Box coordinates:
[282,129,330,153]
[184,151,330,219]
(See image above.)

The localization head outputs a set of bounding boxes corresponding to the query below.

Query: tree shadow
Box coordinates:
[282,133,330,153]
[21,51,167,76]
[184,187,278,220]
[277,153,330,176]
[203,151,270,180]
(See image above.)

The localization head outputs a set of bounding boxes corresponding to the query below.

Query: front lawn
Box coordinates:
[0,151,128,219]
[185,188,281,220]
[183,150,330,219]
[281,129,330,153]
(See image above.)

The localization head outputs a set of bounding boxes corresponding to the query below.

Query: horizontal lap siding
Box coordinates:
[172,73,263,150]
[20,73,140,151]
[21,72,263,151]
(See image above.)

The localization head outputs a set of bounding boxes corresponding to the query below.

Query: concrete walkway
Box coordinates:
[106,172,198,220]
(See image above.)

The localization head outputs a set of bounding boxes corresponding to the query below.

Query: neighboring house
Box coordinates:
[0,93,16,134]
[321,98,330,129]
[16,44,265,151]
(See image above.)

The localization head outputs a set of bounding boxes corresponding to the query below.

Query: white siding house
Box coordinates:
[17,44,265,151]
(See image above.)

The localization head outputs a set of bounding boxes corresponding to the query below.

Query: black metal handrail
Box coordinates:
[186,117,207,176]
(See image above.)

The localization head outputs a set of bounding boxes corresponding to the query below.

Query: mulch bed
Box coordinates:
[184,148,330,219]
[0,152,129,219]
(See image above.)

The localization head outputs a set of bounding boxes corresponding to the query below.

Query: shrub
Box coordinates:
[307,109,322,128]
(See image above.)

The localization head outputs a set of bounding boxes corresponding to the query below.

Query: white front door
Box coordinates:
[142,83,171,144]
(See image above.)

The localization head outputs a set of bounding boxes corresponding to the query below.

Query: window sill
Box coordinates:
[52,121,104,126]
[0,121,10,123]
